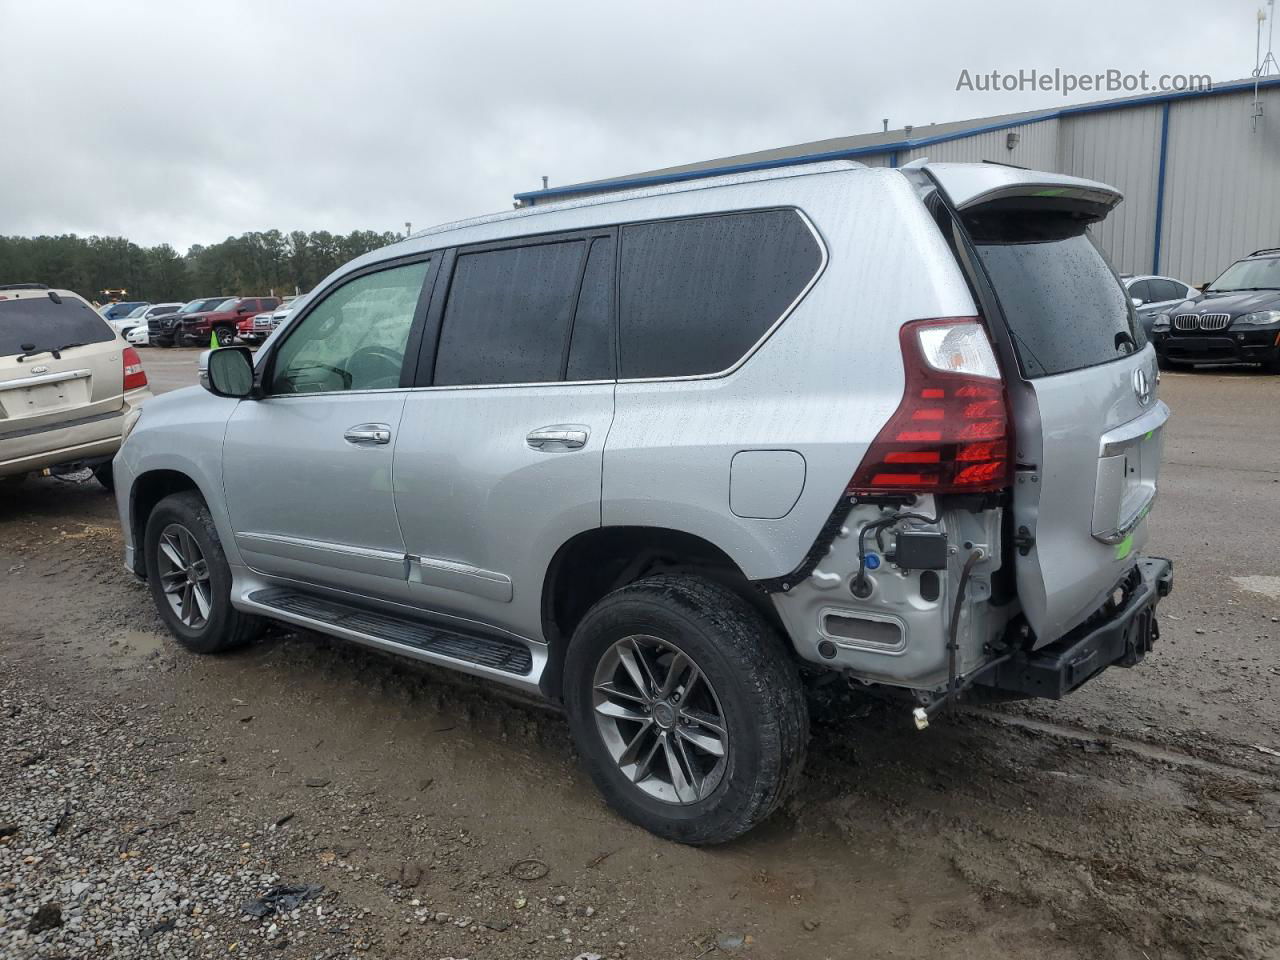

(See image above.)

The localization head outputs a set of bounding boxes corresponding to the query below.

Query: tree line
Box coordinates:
[0,229,402,303]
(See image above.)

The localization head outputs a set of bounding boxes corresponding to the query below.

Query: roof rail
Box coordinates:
[0,283,50,291]
[1249,248,1280,257]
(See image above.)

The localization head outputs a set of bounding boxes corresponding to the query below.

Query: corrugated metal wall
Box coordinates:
[1159,87,1280,284]
[901,118,1060,171]
[1058,106,1163,276]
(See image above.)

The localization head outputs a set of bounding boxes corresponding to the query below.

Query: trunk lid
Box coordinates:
[0,291,126,436]
[928,164,1168,645]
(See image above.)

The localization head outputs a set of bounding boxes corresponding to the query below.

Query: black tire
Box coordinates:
[143,491,263,654]
[213,326,234,347]
[93,461,115,492]
[0,473,26,488]
[563,574,808,845]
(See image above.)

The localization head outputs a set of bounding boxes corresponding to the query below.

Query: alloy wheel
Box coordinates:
[592,635,728,804]
[155,522,212,629]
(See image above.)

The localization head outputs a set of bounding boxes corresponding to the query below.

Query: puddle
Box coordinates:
[1232,575,1280,601]
[109,629,167,659]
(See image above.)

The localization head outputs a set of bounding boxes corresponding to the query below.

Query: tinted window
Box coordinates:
[566,237,615,381]
[967,211,1140,379]
[434,240,585,386]
[270,260,430,394]
[618,210,822,379]
[0,295,112,358]
[1148,279,1181,302]
[1126,279,1151,303]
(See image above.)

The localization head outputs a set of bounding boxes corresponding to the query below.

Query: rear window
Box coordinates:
[967,211,1140,379]
[0,295,113,358]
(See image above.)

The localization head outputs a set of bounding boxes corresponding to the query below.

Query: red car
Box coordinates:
[175,296,281,347]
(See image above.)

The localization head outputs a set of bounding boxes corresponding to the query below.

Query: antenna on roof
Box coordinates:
[1256,0,1278,130]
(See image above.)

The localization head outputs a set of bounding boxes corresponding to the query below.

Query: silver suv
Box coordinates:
[113,160,1173,844]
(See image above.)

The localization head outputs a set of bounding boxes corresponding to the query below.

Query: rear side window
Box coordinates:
[434,240,586,386]
[1148,279,1183,302]
[966,211,1141,379]
[618,209,822,379]
[0,295,112,358]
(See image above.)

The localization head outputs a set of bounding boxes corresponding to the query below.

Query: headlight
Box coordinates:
[1234,310,1280,326]
[1152,313,1171,331]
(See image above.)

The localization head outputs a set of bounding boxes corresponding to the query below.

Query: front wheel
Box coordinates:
[144,491,263,654]
[563,575,808,845]
[212,326,235,347]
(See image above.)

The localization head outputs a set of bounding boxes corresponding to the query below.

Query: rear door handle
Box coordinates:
[526,425,588,451]
[344,423,392,445]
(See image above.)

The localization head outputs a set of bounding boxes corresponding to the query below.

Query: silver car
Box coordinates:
[113,160,1173,844]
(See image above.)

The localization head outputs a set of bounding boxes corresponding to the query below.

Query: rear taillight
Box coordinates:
[848,318,1010,495]
[123,347,148,391]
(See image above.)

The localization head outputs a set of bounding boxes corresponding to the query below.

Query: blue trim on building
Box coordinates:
[1152,102,1172,274]
[889,151,898,168]
[515,76,1280,203]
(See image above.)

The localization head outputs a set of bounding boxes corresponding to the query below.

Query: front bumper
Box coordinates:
[1153,329,1280,364]
[979,556,1173,700]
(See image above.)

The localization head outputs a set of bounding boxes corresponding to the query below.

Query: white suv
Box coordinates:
[113,161,1172,843]
[1,284,151,489]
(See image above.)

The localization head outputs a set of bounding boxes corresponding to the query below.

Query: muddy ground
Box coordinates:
[2,365,1279,960]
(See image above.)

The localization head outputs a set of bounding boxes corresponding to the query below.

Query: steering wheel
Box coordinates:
[346,345,404,389]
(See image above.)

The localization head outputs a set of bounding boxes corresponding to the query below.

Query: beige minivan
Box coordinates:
[1,284,151,490]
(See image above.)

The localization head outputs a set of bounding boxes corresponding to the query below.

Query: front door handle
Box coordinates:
[344,423,392,445]
[526,425,588,451]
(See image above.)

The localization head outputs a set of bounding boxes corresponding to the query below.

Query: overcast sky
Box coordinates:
[0,0,1266,250]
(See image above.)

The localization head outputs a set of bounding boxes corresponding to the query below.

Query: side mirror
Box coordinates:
[1131,297,1144,307]
[200,346,255,398]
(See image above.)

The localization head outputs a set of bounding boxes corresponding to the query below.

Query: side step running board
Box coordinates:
[244,587,543,692]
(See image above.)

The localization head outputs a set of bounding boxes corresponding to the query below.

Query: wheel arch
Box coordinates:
[128,468,216,576]
[538,525,789,701]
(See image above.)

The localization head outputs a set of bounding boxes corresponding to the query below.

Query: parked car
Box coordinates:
[114,161,1172,844]
[126,324,150,346]
[99,300,149,322]
[149,297,233,347]
[1148,248,1280,370]
[108,302,184,340]
[1121,275,1199,336]
[2,284,151,489]
[175,296,281,347]
[238,298,298,345]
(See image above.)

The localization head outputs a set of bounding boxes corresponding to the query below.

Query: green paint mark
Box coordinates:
[1114,534,1134,560]
[1033,188,1069,197]
[1145,431,1154,440]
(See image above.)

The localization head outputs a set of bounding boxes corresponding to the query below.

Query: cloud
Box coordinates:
[0,0,1260,250]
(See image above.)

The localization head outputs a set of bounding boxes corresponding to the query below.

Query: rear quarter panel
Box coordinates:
[601,169,979,579]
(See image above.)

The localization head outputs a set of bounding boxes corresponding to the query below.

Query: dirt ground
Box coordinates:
[2,366,1280,960]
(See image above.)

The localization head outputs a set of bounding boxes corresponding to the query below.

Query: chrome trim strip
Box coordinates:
[407,554,514,603]
[0,368,92,390]
[235,531,404,563]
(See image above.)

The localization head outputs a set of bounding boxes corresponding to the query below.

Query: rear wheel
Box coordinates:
[143,491,263,654]
[563,575,808,845]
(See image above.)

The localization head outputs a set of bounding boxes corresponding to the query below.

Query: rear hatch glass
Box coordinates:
[1,295,113,359]
[965,210,1143,378]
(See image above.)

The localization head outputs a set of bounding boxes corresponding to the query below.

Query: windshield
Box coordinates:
[1,295,113,358]
[1207,256,1280,292]
[126,305,150,319]
[181,298,224,314]
[213,298,238,312]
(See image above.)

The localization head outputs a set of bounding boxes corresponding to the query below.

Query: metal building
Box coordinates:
[515,77,1280,286]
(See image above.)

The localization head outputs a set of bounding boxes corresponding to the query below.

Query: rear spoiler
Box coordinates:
[921,162,1122,221]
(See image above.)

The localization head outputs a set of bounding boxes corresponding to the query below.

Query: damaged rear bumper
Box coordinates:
[979,556,1173,700]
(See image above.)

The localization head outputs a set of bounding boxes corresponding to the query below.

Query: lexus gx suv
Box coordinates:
[113,161,1173,844]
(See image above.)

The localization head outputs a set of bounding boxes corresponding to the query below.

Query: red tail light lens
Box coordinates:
[848,318,1010,495]
[123,347,148,391]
